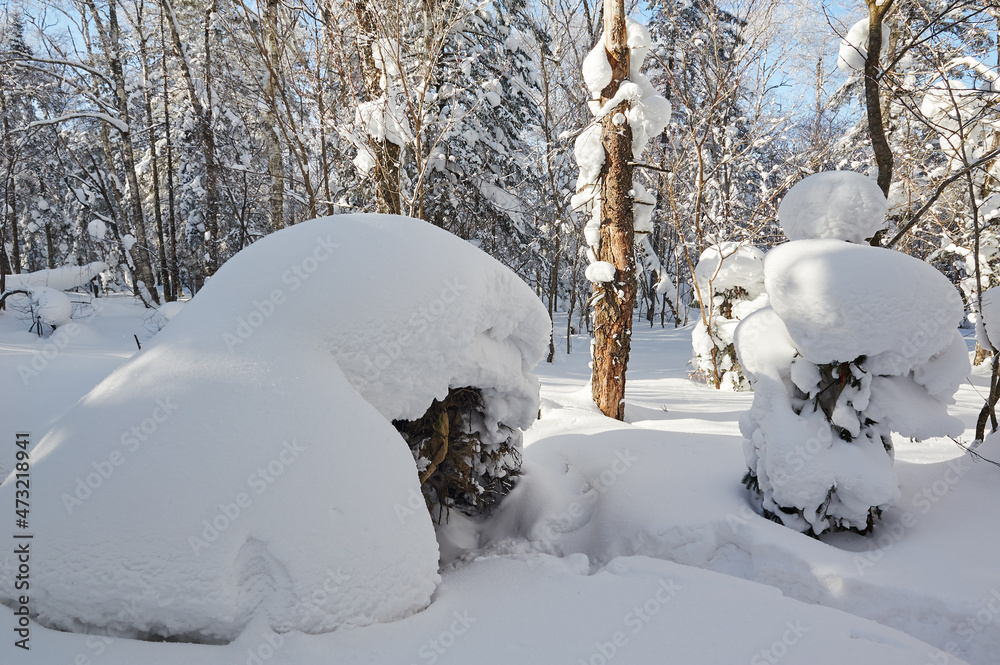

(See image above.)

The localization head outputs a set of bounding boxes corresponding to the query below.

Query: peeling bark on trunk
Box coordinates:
[591,0,635,421]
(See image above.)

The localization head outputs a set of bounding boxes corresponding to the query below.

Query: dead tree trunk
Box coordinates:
[591,0,635,421]
[865,0,894,198]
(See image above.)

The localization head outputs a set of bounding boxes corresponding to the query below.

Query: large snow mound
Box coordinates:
[0,215,550,642]
[764,239,967,382]
[778,171,887,243]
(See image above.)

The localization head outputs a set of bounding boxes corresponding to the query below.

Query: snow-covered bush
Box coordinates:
[1,262,108,335]
[691,242,766,391]
[736,174,968,536]
[0,214,549,642]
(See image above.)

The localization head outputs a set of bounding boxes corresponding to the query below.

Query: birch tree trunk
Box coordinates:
[355,1,401,215]
[264,0,284,230]
[591,0,635,421]
[84,0,160,304]
[162,0,221,279]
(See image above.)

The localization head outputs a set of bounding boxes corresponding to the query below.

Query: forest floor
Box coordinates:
[0,300,997,664]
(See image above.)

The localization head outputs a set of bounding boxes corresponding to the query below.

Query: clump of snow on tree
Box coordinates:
[573,18,670,285]
[777,171,887,243]
[920,58,999,161]
[351,37,412,175]
[87,219,108,241]
[3,261,108,291]
[836,18,890,73]
[737,179,968,536]
[585,260,617,284]
[0,215,550,643]
[978,286,1000,352]
[30,287,73,327]
[691,243,767,391]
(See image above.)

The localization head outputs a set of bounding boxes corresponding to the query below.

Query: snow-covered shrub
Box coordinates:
[0,214,549,642]
[736,174,968,536]
[691,242,766,391]
[394,386,522,522]
[1,263,108,335]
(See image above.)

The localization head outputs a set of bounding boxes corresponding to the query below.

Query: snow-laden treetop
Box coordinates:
[778,171,887,244]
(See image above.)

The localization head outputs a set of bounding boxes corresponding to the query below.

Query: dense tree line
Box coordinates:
[0,0,996,360]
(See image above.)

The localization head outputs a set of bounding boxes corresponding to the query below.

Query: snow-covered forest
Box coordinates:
[2,0,1000,663]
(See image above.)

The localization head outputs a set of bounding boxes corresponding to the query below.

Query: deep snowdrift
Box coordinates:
[0,214,550,642]
[0,311,992,664]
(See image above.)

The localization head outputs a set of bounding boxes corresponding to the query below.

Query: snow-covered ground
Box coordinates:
[1,302,997,664]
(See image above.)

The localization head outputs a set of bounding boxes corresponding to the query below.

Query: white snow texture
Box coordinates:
[4,261,108,292]
[837,18,890,73]
[0,214,550,643]
[737,239,968,533]
[778,171,887,243]
[691,243,767,391]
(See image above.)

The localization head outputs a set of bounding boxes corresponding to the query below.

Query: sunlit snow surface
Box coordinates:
[0,303,996,662]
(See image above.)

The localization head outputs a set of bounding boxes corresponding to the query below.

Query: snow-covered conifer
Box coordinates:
[736,173,969,535]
